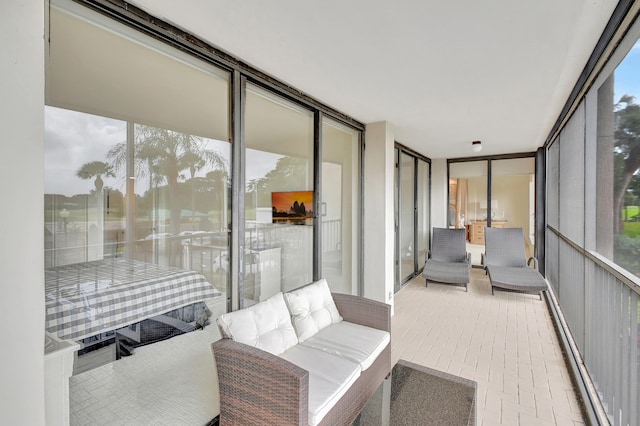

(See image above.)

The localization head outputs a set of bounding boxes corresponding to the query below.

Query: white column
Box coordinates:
[0,1,46,425]
[363,122,395,310]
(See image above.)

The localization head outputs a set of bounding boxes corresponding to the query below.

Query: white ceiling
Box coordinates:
[128,0,618,159]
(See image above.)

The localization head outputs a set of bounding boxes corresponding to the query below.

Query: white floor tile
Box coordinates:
[393,269,584,425]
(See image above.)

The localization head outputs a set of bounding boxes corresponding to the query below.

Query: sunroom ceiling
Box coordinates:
[129,0,618,159]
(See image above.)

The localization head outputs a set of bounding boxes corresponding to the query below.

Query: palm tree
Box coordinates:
[108,125,227,235]
[203,169,230,229]
[76,161,115,194]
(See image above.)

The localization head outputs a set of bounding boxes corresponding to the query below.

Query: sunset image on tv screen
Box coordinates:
[271,190,314,225]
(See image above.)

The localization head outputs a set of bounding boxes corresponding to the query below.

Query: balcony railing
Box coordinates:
[547,227,640,426]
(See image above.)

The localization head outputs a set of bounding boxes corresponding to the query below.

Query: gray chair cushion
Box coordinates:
[422,228,470,288]
[483,227,547,298]
[484,227,527,267]
[423,259,470,284]
[431,228,467,263]
[487,265,547,293]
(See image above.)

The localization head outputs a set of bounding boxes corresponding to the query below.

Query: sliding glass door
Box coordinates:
[45,0,232,381]
[417,160,431,270]
[44,1,364,422]
[321,118,361,295]
[491,158,536,259]
[449,161,488,265]
[398,152,416,285]
[395,146,431,291]
[448,157,535,265]
[245,84,314,303]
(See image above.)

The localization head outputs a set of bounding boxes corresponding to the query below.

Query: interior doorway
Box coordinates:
[448,157,535,266]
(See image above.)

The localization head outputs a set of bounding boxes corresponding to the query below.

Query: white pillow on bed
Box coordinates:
[216,292,298,355]
[284,279,342,343]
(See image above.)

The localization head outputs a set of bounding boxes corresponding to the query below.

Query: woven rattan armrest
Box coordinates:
[331,293,391,332]
[212,339,309,426]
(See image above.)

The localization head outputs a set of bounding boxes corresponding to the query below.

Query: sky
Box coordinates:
[45,107,126,196]
[614,39,640,103]
[44,107,279,197]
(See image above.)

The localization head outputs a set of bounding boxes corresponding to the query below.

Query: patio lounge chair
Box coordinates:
[483,227,547,300]
[422,228,471,291]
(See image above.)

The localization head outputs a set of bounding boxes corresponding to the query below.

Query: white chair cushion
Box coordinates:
[279,345,361,426]
[284,279,343,342]
[300,321,390,371]
[216,292,298,355]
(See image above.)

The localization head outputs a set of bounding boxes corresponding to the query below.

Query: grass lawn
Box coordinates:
[623,205,640,220]
[623,222,640,238]
[622,205,640,238]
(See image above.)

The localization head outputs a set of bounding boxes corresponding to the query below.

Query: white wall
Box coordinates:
[363,122,394,308]
[430,159,448,229]
[0,1,46,424]
[492,175,532,229]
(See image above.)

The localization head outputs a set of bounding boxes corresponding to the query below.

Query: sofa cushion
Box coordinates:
[216,292,298,355]
[284,279,343,343]
[300,321,390,371]
[279,345,361,426]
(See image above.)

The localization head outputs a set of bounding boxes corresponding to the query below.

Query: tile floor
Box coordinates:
[392,268,585,426]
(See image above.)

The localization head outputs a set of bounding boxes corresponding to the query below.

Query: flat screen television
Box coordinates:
[271,190,314,225]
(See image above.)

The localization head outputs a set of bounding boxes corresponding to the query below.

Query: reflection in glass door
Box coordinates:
[245,85,314,305]
[44,1,232,386]
[398,152,415,287]
[394,148,431,292]
[491,158,536,259]
[417,160,430,270]
[449,161,488,265]
[449,157,536,266]
[321,118,360,295]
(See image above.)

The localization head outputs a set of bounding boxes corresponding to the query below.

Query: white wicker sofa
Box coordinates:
[212,279,391,426]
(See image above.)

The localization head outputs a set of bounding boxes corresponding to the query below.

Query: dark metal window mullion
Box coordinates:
[413,156,419,274]
[535,147,546,276]
[230,70,245,311]
[487,160,492,228]
[394,148,400,290]
[313,111,322,281]
[124,121,136,260]
[358,130,365,297]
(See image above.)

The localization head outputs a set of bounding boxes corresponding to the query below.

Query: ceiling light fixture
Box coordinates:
[471,140,482,153]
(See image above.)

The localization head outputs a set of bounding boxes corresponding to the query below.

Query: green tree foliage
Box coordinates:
[107,125,227,235]
[76,161,115,194]
[247,156,309,207]
[614,95,640,232]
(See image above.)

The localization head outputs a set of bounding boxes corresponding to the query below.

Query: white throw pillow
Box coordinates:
[284,279,343,342]
[216,292,298,355]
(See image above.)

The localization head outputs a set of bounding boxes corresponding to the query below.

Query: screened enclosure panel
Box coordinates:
[558,102,586,246]
[547,140,560,230]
